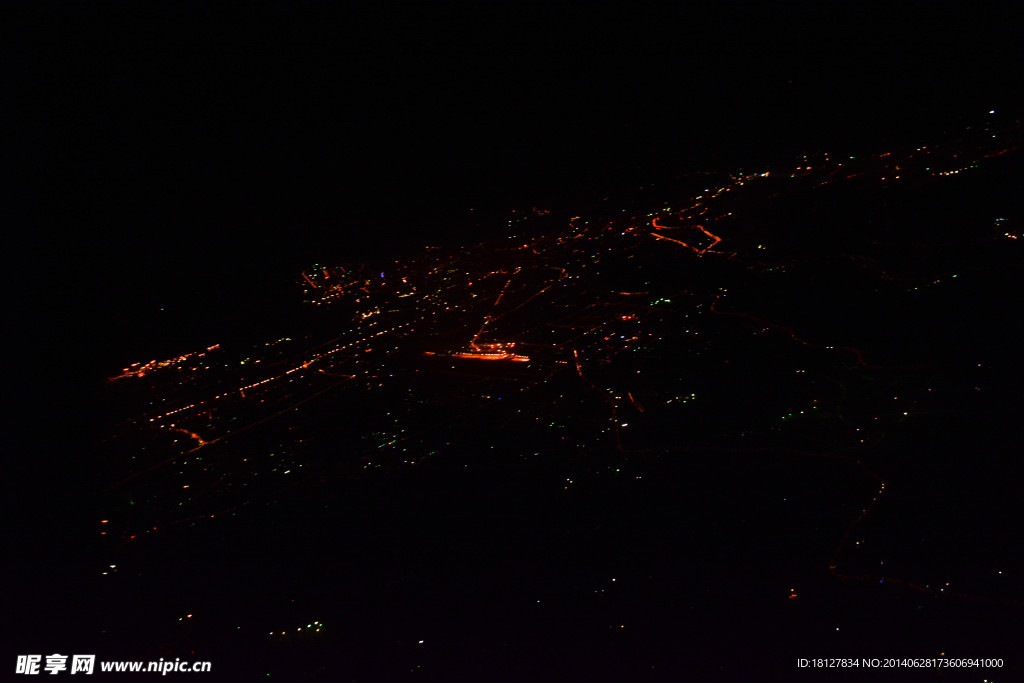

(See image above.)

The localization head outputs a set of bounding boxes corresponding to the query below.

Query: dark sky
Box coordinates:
[10,2,1022,236]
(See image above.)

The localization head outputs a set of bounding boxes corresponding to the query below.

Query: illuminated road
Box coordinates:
[650,216,722,255]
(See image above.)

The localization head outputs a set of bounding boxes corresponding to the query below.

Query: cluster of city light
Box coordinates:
[108,344,220,381]
[105,117,1023,610]
[452,350,530,362]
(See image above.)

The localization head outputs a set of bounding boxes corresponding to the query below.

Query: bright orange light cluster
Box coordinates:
[453,343,529,362]
[452,351,530,362]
